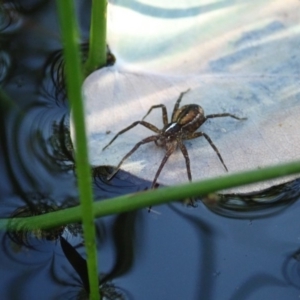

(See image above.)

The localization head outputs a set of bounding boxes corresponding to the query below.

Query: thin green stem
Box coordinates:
[84,0,107,75]
[56,1,100,299]
[2,159,300,231]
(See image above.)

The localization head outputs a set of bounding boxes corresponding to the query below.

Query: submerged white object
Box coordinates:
[71,0,300,193]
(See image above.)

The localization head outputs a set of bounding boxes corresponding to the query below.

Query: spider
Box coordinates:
[102,89,246,188]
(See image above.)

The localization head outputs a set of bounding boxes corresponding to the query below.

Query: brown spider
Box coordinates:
[102,89,246,188]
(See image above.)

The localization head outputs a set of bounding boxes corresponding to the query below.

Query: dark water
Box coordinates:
[1,1,300,299]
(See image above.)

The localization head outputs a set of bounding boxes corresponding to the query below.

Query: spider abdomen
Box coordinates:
[173,104,205,133]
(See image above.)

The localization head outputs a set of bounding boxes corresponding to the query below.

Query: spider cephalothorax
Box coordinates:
[102,89,246,188]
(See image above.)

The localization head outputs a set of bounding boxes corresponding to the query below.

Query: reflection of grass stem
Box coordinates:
[3,160,300,231]
[56,1,100,299]
[84,0,107,75]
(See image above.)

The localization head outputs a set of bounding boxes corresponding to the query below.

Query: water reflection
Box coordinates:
[202,178,300,218]
[0,2,24,33]
[1,0,300,299]
[282,248,300,289]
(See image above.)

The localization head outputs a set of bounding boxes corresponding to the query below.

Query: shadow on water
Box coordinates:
[203,179,300,219]
[1,0,300,299]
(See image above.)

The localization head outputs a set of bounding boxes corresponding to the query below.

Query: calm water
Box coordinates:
[1,1,300,299]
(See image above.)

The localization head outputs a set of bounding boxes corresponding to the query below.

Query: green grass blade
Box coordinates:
[55,1,100,299]
[3,159,300,231]
[84,0,107,75]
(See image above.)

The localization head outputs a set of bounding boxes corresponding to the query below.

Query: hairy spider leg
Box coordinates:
[178,140,192,181]
[171,88,191,121]
[206,113,247,121]
[185,131,228,171]
[150,141,178,189]
[147,142,177,212]
[141,104,169,126]
[102,121,160,151]
[177,140,197,207]
[107,135,159,180]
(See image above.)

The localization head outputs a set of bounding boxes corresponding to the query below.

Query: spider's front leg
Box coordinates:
[150,140,178,188]
[107,135,159,180]
[171,89,190,120]
[141,104,169,126]
[102,121,160,151]
[147,142,177,213]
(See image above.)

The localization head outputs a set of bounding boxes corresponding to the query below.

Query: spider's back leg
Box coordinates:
[205,113,247,121]
[184,131,228,171]
[178,140,192,181]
